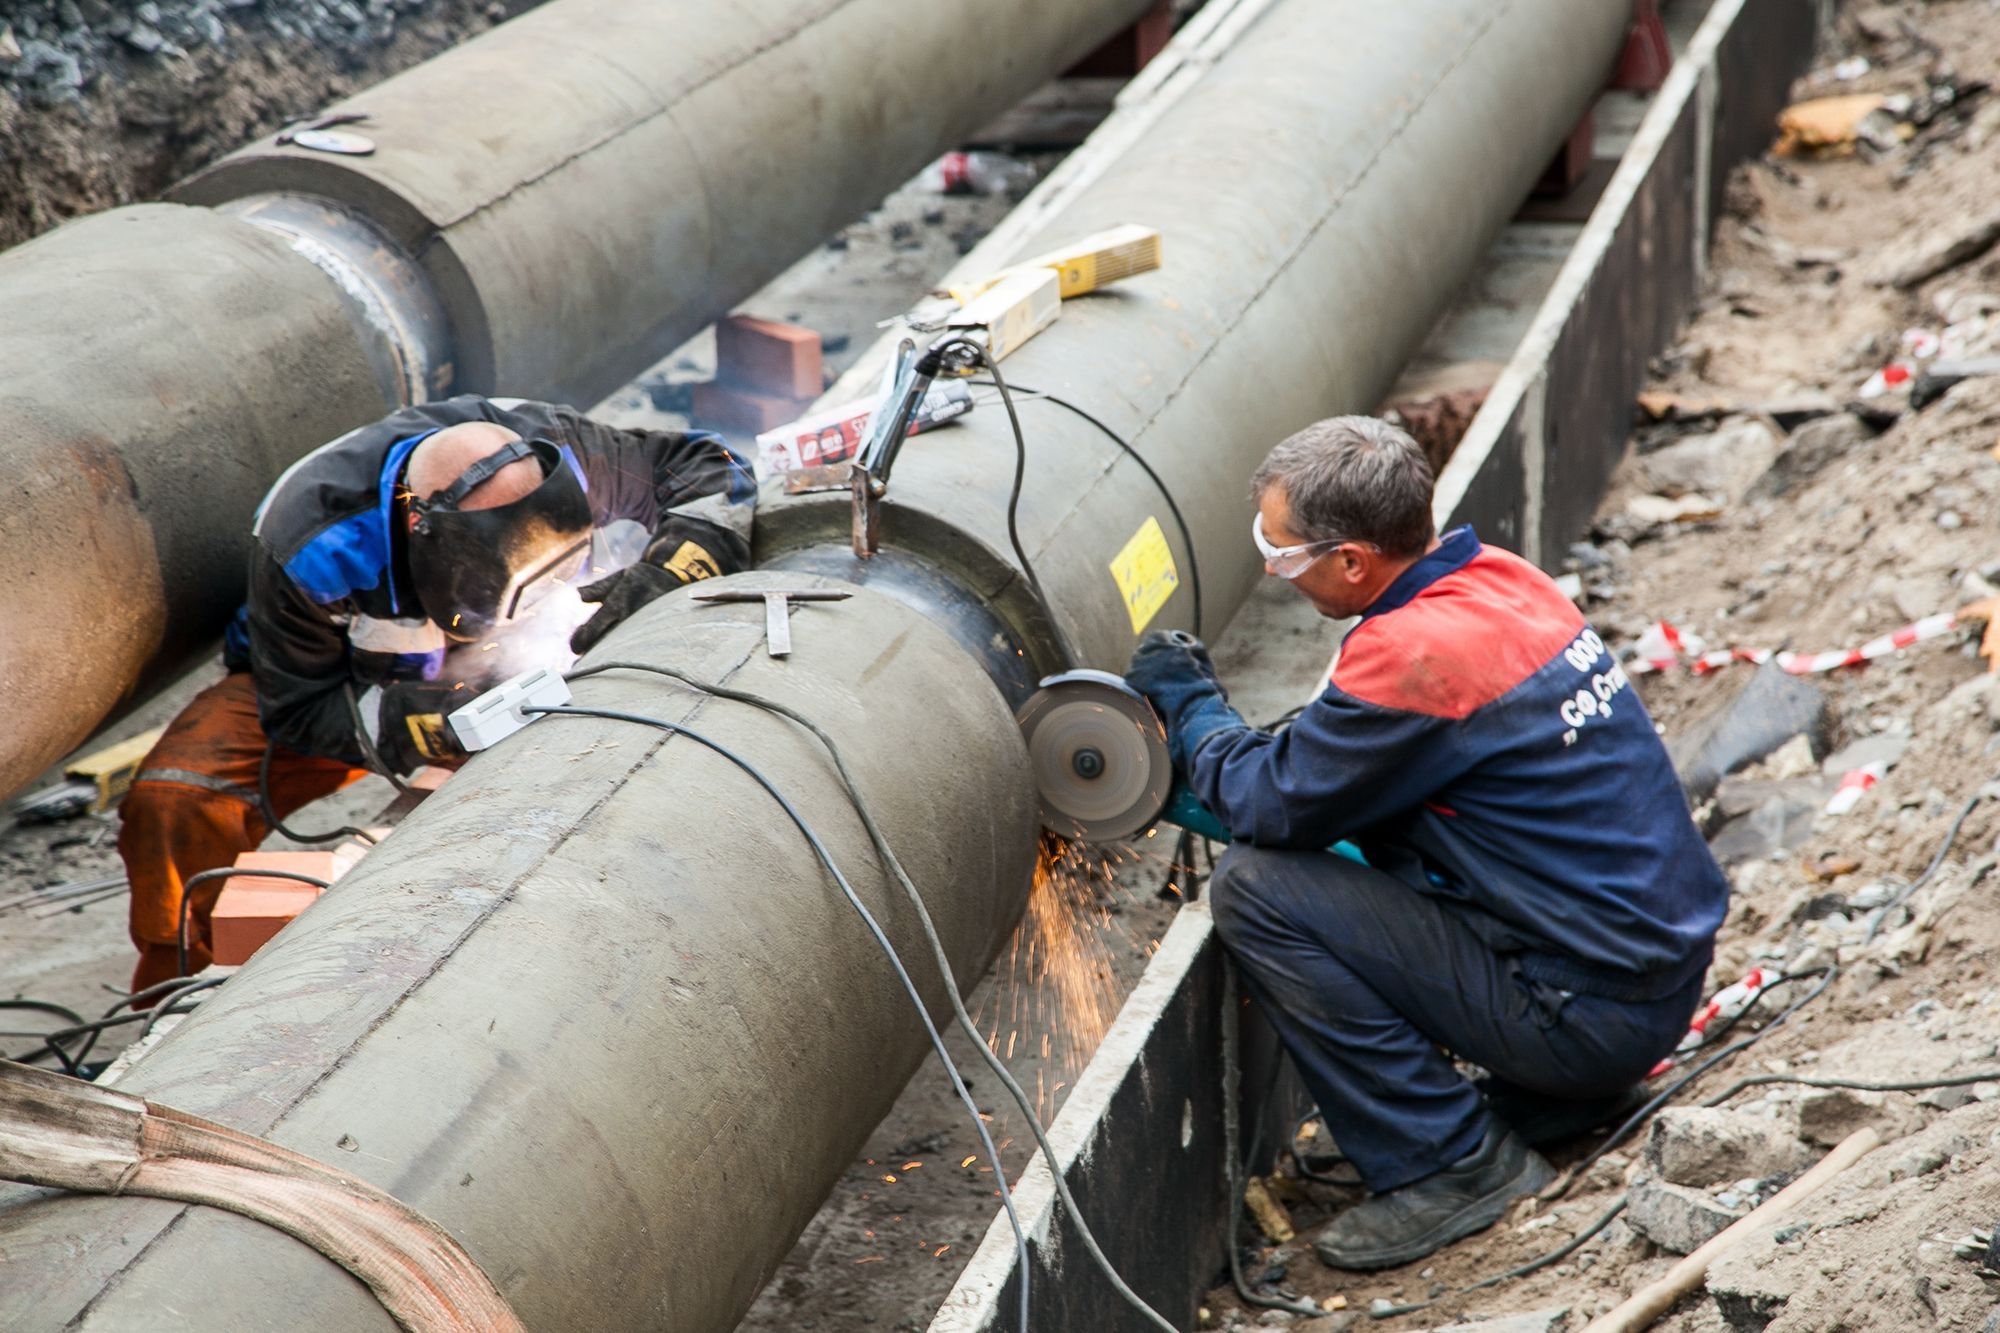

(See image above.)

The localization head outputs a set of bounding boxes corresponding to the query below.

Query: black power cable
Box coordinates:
[524,701,1038,1333]
[974,379,1205,638]
[177,866,332,977]
[560,664,1180,1333]
[257,740,380,848]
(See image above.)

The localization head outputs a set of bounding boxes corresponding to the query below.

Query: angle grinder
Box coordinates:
[1015,668,1227,844]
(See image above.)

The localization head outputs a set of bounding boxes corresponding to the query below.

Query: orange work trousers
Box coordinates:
[117,672,368,995]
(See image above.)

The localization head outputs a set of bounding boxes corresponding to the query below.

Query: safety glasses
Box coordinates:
[1252,512,1374,580]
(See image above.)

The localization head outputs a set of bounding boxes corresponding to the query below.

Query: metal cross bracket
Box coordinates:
[689,588,852,657]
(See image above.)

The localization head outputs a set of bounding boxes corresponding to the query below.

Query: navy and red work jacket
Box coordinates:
[1187,527,1728,1002]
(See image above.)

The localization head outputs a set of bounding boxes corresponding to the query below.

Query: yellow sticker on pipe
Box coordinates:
[1109,516,1180,633]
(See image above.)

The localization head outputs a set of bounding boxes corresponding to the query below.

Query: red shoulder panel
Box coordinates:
[1332,547,1586,719]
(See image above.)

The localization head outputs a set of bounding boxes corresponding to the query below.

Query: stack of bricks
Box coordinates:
[209,849,344,966]
[690,315,825,435]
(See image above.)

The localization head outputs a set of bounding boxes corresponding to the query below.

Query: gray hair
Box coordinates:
[1249,416,1436,557]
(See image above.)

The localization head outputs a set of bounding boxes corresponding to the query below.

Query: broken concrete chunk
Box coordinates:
[1646,1107,1810,1188]
[1821,733,1910,777]
[1748,413,1873,501]
[1706,1255,1793,1333]
[1919,1084,1978,1112]
[1796,1087,1922,1147]
[1866,211,2000,289]
[1669,659,1831,804]
[1627,1174,1744,1254]
[1640,418,1783,504]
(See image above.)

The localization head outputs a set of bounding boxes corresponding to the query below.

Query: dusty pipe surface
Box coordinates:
[174,0,1157,407]
[0,0,1149,802]
[767,0,1632,673]
[0,205,389,796]
[0,574,1036,1330]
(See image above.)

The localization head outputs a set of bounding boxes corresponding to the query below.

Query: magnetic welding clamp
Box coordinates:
[1015,669,1226,844]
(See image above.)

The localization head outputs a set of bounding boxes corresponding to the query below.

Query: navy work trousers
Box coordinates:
[1209,844,1702,1192]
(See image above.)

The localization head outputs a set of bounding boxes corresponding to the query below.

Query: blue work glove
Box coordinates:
[1125,630,1247,776]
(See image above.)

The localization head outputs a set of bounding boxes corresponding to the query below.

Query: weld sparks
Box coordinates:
[975,833,1153,1122]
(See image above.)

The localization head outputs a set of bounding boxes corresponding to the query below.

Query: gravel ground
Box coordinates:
[0,0,535,246]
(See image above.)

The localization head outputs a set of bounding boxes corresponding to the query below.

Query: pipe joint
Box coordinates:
[219,193,454,407]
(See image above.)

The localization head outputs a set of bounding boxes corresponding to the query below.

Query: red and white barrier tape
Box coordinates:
[1627,612,1962,677]
[1649,968,1768,1078]
[1824,761,1885,816]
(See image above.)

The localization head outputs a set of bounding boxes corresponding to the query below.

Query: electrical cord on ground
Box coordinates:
[523,701,1037,1333]
[562,663,1181,1333]
[2,975,237,1074]
[1862,780,1989,946]
[973,379,1205,638]
[1220,959,1324,1319]
[257,741,380,848]
[0,999,88,1072]
[1547,968,1835,1200]
[1704,1069,2000,1107]
[177,866,332,977]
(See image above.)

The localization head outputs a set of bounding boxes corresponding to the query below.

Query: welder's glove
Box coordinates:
[374,680,473,775]
[1125,630,1247,776]
[569,526,736,655]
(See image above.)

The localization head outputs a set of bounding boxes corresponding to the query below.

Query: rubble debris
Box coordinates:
[1639,417,1783,504]
[1910,354,2000,407]
[1795,1087,1922,1147]
[1865,210,2000,289]
[1745,412,1875,501]
[1626,1174,1745,1254]
[1627,492,1724,525]
[1774,93,1888,156]
[1412,1310,1568,1333]
[1644,1108,1810,1189]
[1668,657,1830,802]
[1705,1260,1793,1333]
[1244,1176,1296,1243]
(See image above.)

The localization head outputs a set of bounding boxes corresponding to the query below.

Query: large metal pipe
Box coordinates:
[0,0,1151,800]
[0,1,1630,1327]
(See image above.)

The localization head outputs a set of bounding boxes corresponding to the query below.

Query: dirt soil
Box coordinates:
[0,0,535,250]
[1203,4,2000,1331]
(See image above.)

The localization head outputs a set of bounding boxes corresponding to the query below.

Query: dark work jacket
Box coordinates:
[231,395,752,770]
[1187,527,1728,1002]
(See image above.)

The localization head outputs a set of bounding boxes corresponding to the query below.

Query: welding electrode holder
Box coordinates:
[850,334,961,558]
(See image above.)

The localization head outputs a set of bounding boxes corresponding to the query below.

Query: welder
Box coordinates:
[1125,416,1727,1271]
[117,395,753,993]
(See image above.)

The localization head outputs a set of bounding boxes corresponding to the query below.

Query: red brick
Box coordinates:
[1063,1,1172,78]
[210,851,339,965]
[690,380,814,436]
[715,315,823,400]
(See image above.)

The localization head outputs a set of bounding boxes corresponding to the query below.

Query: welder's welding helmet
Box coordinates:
[405,437,593,642]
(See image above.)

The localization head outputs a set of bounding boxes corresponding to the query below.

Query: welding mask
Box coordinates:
[405,437,593,642]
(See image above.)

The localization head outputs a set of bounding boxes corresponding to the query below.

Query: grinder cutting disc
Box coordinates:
[1016,669,1172,842]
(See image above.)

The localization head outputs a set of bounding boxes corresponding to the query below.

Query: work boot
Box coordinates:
[1312,1124,1554,1271]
